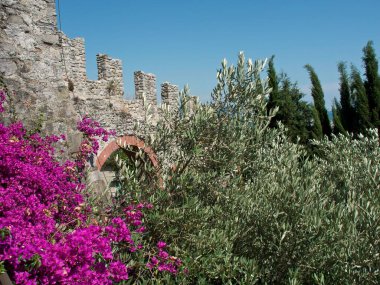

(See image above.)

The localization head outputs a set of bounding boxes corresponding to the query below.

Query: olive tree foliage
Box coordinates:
[150,52,277,187]
[115,53,380,284]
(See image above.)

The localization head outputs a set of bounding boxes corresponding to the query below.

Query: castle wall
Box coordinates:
[62,36,87,89]
[0,0,78,135]
[0,0,181,149]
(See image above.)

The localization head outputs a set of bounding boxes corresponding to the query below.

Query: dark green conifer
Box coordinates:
[267,56,279,116]
[351,65,371,133]
[337,62,354,132]
[279,75,310,143]
[304,64,332,137]
[310,106,323,139]
[332,99,347,135]
[362,41,380,127]
[267,57,311,143]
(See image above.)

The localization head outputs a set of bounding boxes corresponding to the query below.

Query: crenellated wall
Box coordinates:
[0,0,181,145]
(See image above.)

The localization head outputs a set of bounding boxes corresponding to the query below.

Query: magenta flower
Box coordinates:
[157,241,167,249]
[0,92,182,283]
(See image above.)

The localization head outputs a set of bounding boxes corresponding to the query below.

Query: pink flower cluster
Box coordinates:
[146,241,182,274]
[0,94,183,284]
[75,115,116,173]
[124,203,153,235]
[0,121,130,283]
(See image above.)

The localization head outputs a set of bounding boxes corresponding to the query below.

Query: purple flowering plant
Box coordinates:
[0,90,183,284]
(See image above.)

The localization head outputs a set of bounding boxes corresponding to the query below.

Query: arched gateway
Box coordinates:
[96,135,158,171]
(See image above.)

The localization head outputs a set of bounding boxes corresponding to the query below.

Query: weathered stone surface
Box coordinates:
[42,34,59,45]
[19,61,32,73]
[161,82,179,111]
[7,14,25,25]
[1,0,18,6]
[0,59,17,76]
[87,170,108,196]
[67,132,83,154]
[0,0,184,155]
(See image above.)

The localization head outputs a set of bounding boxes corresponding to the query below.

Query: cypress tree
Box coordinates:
[277,74,293,124]
[337,62,354,132]
[267,56,279,116]
[310,106,323,140]
[362,41,380,127]
[280,76,310,143]
[304,64,332,137]
[332,99,347,135]
[267,57,311,143]
[351,65,371,133]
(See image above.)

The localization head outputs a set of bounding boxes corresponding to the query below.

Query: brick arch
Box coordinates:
[96,135,158,171]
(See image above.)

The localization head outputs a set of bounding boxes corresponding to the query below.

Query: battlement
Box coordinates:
[0,0,184,138]
[61,36,87,85]
[134,71,157,104]
[161,82,179,111]
[97,54,123,81]
[58,36,181,135]
[60,35,178,107]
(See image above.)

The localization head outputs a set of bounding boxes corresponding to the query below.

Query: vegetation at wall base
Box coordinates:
[112,52,380,284]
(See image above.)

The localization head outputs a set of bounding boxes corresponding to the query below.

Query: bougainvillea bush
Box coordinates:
[0,90,183,284]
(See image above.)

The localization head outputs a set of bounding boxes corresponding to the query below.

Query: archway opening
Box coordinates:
[96,135,158,171]
[95,135,159,199]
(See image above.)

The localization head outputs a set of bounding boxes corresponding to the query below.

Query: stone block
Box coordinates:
[67,132,83,154]
[87,170,108,196]
[41,34,59,45]
[7,15,25,25]
[1,0,17,6]
[0,59,17,76]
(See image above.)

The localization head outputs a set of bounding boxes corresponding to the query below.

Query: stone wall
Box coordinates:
[161,82,179,112]
[0,0,180,146]
[0,0,78,135]
[134,71,157,105]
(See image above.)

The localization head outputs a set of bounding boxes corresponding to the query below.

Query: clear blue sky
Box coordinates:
[57,0,380,108]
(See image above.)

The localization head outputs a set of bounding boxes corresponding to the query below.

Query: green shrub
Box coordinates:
[115,53,380,284]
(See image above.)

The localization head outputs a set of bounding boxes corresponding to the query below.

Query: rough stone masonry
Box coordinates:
[0,0,180,152]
